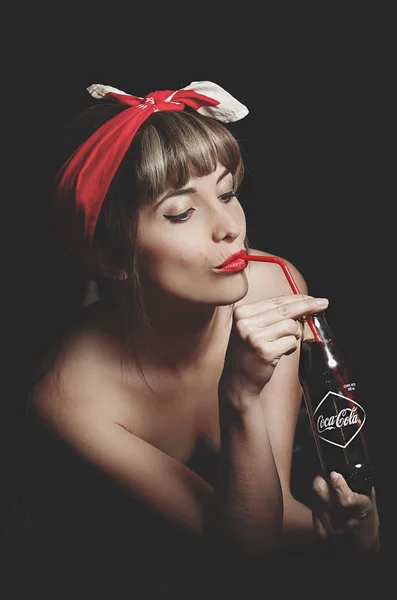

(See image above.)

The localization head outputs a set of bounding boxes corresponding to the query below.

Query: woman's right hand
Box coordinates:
[220,294,329,398]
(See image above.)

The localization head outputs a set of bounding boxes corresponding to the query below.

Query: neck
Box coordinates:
[135,293,231,373]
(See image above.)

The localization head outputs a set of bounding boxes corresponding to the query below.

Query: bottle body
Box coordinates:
[298,312,372,494]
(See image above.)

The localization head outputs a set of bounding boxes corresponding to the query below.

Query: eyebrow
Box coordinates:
[154,169,232,210]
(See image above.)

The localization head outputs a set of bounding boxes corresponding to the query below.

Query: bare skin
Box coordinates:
[56,250,291,463]
[28,165,379,557]
[29,249,303,548]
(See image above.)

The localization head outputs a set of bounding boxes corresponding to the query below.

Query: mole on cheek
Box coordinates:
[178,249,198,265]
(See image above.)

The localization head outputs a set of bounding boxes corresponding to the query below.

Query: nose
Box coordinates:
[210,202,243,243]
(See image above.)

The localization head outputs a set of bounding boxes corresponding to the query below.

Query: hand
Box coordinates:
[312,471,380,555]
[220,294,328,398]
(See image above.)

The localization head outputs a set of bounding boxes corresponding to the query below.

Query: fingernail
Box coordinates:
[315,298,329,306]
[330,471,339,483]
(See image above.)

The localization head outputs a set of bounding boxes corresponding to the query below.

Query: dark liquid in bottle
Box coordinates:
[299,340,372,494]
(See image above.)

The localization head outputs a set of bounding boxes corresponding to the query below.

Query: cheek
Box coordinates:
[166,248,208,274]
[138,232,204,273]
[157,224,206,262]
[173,241,206,267]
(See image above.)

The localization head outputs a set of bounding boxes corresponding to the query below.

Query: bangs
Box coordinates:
[135,111,244,204]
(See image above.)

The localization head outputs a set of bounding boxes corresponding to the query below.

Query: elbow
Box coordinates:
[242,509,284,558]
[216,522,283,561]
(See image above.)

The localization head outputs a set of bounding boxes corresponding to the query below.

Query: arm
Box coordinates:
[215,378,283,555]
[252,254,379,555]
[29,333,283,559]
[260,347,317,551]
[252,256,317,550]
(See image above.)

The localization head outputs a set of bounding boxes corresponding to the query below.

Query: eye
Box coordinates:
[163,191,238,223]
[164,208,195,223]
[219,191,237,202]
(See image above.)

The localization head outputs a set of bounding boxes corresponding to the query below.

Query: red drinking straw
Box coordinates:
[241,254,321,340]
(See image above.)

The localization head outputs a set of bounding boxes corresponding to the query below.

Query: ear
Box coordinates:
[92,242,128,281]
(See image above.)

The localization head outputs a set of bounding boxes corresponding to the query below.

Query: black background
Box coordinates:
[5,3,395,581]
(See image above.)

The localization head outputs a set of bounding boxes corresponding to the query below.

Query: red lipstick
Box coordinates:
[216,249,247,273]
[216,249,246,269]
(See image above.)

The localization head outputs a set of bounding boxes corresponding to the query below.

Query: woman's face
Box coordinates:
[137,163,249,307]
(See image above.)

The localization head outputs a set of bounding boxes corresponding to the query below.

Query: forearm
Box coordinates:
[213,379,283,556]
[282,493,317,552]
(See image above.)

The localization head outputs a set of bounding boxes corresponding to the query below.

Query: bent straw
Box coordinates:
[241,254,321,340]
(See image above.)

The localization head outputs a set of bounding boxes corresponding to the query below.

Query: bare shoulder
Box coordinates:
[241,247,309,304]
[28,310,132,433]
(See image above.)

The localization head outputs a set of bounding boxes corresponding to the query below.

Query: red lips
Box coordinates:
[216,249,246,269]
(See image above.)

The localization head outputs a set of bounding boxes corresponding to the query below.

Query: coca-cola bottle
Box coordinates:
[298,311,373,494]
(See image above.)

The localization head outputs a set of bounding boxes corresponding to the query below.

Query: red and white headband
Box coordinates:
[53,81,249,266]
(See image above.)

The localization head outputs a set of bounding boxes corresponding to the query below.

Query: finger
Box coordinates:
[270,296,329,324]
[235,296,329,328]
[312,474,332,507]
[242,319,303,343]
[329,471,372,517]
[312,514,329,541]
[315,509,347,541]
[233,294,313,319]
[312,476,348,536]
[315,508,339,536]
[247,332,301,362]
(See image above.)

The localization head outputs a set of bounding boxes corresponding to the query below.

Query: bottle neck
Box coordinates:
[301,311,334,343]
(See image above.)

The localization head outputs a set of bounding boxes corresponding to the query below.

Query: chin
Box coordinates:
[215,277,249,305]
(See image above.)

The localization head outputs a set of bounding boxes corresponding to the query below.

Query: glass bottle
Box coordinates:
[298,312,373,494]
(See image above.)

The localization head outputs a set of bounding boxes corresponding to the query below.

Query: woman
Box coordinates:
[24,81,379,595]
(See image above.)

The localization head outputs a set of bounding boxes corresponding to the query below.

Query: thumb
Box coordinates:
[329,471,372,517]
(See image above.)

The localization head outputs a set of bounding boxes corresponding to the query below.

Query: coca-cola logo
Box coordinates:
[313,392,366,448]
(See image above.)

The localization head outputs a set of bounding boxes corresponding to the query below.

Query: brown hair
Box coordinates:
[8,98,251,537]
[30,101,250,391]
[88,106,250,385]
